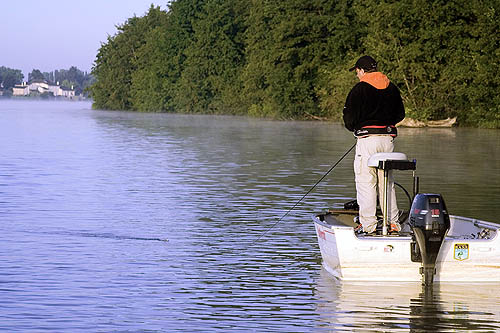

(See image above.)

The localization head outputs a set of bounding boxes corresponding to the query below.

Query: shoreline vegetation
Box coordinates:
[92,1,494,128]
[0,66,94,99]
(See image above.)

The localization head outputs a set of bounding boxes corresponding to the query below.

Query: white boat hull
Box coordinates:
[314,213,500,282]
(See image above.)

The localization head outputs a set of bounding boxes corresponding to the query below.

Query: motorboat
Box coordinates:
[313,152,500,285]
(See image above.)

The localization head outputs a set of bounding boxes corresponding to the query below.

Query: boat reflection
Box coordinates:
[314,268,500,331]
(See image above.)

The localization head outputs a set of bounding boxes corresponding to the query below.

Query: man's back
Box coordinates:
[343,72,405,131]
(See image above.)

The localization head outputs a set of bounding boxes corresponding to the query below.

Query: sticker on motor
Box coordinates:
[454,243,469,261]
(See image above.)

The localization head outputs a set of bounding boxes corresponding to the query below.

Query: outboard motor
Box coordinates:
[409,193,450,286]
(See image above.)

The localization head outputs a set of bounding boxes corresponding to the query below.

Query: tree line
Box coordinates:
[0,66,94,96]
[0,67,23,92]
[90,0,499,128]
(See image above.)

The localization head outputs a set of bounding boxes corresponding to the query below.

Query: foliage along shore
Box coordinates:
[90,0,499,128]
[0,66,93,97]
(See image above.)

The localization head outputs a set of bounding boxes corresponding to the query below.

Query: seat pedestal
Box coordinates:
[367,152,416,235]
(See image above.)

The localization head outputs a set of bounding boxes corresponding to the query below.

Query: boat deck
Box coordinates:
[317,209,413,237]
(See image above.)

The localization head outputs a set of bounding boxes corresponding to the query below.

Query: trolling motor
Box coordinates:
[409,193,450,286]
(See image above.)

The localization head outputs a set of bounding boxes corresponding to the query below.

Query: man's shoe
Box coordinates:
[354,224,377,236]
[389,222,401,234]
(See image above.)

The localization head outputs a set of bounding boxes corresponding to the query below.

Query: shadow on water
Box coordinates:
[314,268,500,332]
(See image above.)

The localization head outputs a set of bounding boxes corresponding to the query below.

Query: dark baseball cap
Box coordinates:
[349,55,377,72]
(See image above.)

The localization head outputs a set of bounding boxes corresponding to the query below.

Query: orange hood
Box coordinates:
[360,72,390,89]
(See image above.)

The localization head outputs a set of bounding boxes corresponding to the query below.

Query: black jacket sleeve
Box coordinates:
[343,84,363,132]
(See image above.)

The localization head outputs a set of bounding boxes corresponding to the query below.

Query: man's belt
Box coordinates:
[354,125,397,137]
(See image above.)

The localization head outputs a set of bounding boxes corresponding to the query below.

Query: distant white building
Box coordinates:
[12,80,75,98]
[29,80,49,94]
[12,83,30,96]
[60,86,76,98]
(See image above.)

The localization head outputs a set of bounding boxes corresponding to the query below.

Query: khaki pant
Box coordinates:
[354,135,399,232]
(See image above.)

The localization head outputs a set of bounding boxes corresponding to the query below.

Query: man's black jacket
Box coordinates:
[343,74,405,132]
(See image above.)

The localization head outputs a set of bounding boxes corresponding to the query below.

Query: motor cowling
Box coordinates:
[409,193,450,286]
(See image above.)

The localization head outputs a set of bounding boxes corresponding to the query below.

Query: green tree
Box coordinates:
[28,69,45,82]
[173,0,248,114]
[243,0,359,119]
[91,5,166,110]
[312,0,362,120]
[458,0,500,127]
[0,66,24,89]
[130,1,197,112]
[88,0,499,127]
[60,67,83,93]
[355,0,499,127]
[129,26,170,111]
[55,66,91,95]
[43,71,55,83]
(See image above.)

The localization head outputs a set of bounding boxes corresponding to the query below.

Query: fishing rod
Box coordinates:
[251,142,357,245]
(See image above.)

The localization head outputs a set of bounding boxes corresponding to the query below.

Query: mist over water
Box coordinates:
[1,100,499,331]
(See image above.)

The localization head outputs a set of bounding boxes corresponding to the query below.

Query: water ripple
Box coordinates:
[1,101,499,331]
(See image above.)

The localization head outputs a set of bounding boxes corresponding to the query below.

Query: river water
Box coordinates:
[1,100,499,332]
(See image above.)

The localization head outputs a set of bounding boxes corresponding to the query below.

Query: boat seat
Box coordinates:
[368,152,416,171]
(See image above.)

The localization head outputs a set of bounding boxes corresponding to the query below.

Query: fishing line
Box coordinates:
[251,142,356,245]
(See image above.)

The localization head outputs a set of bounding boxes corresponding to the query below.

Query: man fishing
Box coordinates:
[343,55,405,234]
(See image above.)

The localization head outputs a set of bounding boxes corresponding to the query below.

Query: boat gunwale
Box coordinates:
[313,211,499,242]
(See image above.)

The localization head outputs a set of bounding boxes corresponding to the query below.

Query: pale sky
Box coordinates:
[1,1,168,79]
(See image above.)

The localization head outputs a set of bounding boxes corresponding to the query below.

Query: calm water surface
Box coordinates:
[1,100,499,332]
